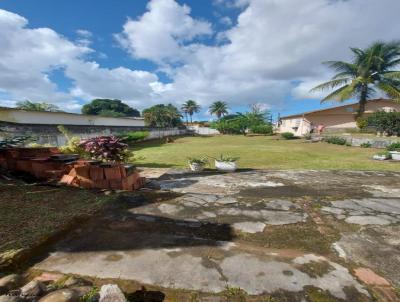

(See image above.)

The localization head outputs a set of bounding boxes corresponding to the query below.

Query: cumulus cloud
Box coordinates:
[0,8,163,110]
[115,0,400,110]
[115,0,212,63]
[2,0,400,114]
[0,9,90,104]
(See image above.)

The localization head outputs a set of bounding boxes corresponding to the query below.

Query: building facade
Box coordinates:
[278,99,400,136]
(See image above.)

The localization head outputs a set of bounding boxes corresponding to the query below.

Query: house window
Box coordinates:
[345,107,354,113]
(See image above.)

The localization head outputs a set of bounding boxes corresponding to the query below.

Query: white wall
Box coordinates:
[188,125,220,135]
[0,108,145,127]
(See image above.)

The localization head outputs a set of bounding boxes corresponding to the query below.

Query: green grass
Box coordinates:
[131,135,399,171]
[0,182,113,267]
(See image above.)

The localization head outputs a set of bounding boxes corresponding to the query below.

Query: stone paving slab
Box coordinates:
[33,170,400,300]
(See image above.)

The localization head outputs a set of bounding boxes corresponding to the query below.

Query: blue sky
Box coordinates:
[0,0,399,120]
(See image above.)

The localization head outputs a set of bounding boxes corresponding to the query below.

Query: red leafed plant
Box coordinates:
[79,136,128,163]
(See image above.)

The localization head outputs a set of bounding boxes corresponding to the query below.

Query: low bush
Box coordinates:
[214,154,240,162]
[187,156,208,165]
[249,124,273,135]
[281,132,295,140]
[324,136,347,145]
[118,131,149,143]
[79,136,128,162]
[360,142,372,148]
[387,142,400,151]
[356,117,368,130]
[367,111,400,136]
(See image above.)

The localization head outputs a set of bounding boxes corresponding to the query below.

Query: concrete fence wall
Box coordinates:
[0,121,188,147]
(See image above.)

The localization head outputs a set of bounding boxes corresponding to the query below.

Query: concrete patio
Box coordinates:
[34,170,400,301]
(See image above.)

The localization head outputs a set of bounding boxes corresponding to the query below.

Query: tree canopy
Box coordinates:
[311,41,400,116]
[16,100,61,112]
[143,104,182,127]
[209,101,229,119]
[181,100,201,124]
[81,99,140,117]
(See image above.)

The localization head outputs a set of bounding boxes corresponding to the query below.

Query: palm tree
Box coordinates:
[209,101,229,119]
[310,41,400,117]
[16,100,60,112]
[181,100,200,124]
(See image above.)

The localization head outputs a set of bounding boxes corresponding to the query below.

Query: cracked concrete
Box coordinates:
[32,170,400,300]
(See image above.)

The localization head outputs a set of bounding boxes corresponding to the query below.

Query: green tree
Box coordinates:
[310,41,400,117]
[143,104,182,127]
[209,101,229,119]
[16,100,60,112]
[181,100,200,124]
[81,99,140,117]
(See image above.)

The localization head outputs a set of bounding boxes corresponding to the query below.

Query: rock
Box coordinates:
[34,272,64,284]
[63,276,91,287]
[233,221,266,233]
[0,275,24,295]
[20,280,46,297]
[0,295,22,302]
[354,267,391,286]
[38,286,92,302]
[99,284,127,302]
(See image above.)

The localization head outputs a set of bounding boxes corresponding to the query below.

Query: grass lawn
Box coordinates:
[0,181,113,268]
[131,135,399,171]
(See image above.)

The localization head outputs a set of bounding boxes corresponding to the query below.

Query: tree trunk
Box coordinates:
[190,114,193,124]
[357,84,368,118]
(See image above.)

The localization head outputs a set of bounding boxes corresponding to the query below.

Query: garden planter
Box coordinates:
[189,163,204,172]
[390,151,400,161]
[373,154,390,161]
[215,160,237,172]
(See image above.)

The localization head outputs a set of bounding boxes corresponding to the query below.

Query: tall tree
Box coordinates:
[209,101,229,119]
[82,99,140,117]
[143,104,182,127]
[16,100,60,112]
[181,100,200,124]
[310,41,400,117]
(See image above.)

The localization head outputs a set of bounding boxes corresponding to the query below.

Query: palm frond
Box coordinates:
[377,82,400,100]
[320,84,355,103]
[310,78,349,92]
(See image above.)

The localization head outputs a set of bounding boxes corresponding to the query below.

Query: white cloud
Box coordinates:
[114,0,400,111]
[2,0,400,114]
[115,0,212,63]
[0,9,90,104]
[65,60,161,107]
[76,29,92,38]
[0,8,163,110]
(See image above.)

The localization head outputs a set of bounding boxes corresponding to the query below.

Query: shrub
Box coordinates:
[187,156,208,165]
[59,137,87,157]
[387,142,400,151]
[118,131,149,143]
[281,132,295,140]
[57,125,87,157]
[367,111,400,136]
[249,124,273,135]
[79,136,128,162]
[215,154,240,162]
[324,136,347,145]
[356,117,368,130]
[360,142,372,148]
